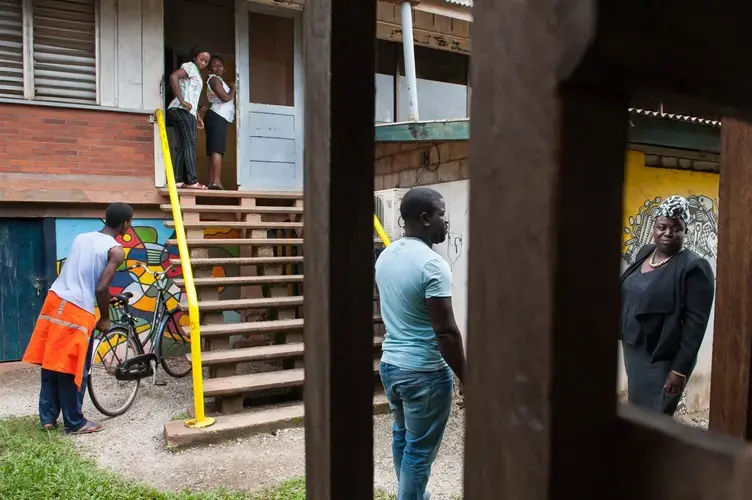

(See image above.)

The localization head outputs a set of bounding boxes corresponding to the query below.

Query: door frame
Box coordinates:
[234,0,305,191]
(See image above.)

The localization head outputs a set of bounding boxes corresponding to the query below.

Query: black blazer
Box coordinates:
[620,244,715,376]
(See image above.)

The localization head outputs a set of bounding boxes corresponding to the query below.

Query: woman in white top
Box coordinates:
[201,56,236,190]
[167,47,211,189]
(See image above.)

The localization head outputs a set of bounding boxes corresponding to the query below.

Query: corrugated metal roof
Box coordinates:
[444,0,473,6]
[628,108,721,128]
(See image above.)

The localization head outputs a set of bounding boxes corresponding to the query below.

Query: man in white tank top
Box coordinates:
[23,203,131,434]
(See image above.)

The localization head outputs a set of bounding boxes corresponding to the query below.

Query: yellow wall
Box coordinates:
[621,150,719,266]
[620,151,719,411]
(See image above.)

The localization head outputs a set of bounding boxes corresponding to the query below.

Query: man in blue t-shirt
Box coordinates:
[376,187,466,500]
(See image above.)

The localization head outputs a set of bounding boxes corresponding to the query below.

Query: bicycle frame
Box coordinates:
[95,263,189,378]
[114,275,187,357]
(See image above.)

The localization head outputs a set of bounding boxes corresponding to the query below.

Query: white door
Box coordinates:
[235,1,303,191]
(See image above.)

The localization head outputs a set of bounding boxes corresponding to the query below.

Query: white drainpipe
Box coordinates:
[400,1,419,121]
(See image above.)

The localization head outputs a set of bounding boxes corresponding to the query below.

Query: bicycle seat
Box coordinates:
[112,292,133,305]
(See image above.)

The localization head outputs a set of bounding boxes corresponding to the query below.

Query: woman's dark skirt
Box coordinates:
[204,109,229,156]
[622,340,683,416]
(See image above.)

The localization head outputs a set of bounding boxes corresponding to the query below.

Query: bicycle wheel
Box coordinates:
[158,310,192,378]
[87,326,141,417]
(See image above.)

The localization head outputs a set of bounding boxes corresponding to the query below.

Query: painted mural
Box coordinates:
[621,151,719,268]
[55,220,243,333]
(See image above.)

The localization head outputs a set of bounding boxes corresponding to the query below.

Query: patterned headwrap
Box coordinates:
[656,195,689,226]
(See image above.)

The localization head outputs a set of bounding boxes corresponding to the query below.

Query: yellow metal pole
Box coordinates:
[373,214,391,247]
[154,109,215,429]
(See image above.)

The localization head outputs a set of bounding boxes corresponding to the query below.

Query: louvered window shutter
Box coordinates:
[0,0,25,98]
[32,0,96,103]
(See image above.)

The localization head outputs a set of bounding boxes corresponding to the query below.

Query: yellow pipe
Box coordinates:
[154,109,215,429]
[374,214,391,247]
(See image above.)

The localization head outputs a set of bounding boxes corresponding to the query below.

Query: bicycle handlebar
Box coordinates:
[123,262,176,279]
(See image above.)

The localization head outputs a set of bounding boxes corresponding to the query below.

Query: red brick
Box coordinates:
[0,103,154,178]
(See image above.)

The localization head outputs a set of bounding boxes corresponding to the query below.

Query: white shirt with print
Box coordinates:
[168,62,203,117]
[207,74,235,123]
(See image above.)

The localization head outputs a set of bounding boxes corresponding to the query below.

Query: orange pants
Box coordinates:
[23,291,96,390]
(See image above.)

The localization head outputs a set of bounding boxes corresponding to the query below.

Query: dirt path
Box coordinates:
[0,365,464,498]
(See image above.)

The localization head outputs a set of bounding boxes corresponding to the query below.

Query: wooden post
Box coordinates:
[709,118,752,438]
[303,0,376,498]
[464,0,626,497]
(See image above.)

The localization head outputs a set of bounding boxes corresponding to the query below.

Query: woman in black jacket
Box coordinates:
[620,195,715,416]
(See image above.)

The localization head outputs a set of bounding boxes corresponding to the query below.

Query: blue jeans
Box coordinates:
[380,362,453,500]
[39,337,94,432]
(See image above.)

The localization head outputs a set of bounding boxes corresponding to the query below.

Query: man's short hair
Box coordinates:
[210,55,224,65]
[105,203,133,229]
[400,187,443,223]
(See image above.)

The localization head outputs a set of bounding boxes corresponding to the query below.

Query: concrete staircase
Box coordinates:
[159,188,387,448]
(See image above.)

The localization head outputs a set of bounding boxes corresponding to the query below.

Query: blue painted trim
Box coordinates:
[628,115,720,154]
[374,115,721,154]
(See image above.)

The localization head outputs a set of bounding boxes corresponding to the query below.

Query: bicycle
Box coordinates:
[87,262,192,417]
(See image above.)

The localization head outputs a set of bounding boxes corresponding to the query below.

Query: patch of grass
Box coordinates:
[0,417,395,499]
[170,411,192,421]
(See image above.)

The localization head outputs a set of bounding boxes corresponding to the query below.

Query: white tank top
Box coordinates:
[207,74,235,123]
[51,231,121,314]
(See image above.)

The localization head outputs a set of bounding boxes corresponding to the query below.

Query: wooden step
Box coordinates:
[171,256,304,268]
[191,318,303,337]
[179,296,304,312]
[175,275,304,288]
[198,338,385,366]
[159,188,303,200]
[184,316,383,337]
[164,394,390,449]
[166,238,304,247]
[161,204,304,215]
[164,221,303,230]
[203,360,381,397]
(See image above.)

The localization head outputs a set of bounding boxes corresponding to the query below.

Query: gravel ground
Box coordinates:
[2,364,711,499]
[0,365,464,499]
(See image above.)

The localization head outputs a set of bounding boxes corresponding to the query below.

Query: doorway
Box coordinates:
[163,0,238,190]
[236,3,304,191]
[0,219,53,362]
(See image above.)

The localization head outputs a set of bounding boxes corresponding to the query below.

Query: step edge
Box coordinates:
[164,395,389,449]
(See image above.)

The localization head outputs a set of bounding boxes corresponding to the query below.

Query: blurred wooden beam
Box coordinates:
[618,405,744,499]
[709,118,752,439]
[464,0,627,497]
[303,0,377,498]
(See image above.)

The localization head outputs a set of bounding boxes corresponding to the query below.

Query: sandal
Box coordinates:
[207,183,224,190]
[175,182,185,188]
[42,422,58,431]
[184,183,208,190]
[67,420,104,435]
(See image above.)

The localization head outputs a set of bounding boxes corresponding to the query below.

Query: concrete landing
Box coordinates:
[164,394,390,449]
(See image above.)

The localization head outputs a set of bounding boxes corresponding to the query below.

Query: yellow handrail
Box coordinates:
[374,214,391,247]
[154,109,215,429]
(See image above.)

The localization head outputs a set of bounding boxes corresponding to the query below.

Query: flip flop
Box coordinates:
[175,182,185,188]
[67,420,104,435]
[42,422,58,431]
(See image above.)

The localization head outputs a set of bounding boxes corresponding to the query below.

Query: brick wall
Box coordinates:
[374,141,469,190]
[0,103,154,178]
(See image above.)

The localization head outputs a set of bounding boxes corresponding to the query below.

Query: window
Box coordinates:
[397,45,468,121]
[375,40,469,123]
[375,39,397,123]
[248,12,294,107]
[0,0,97,103]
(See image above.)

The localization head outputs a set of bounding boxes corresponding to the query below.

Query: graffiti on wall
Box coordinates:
[620,150,720,268]
[622,195,719,265]
[56,220,243,333]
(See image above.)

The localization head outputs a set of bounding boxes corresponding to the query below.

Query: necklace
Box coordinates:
[649,249,681,269]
